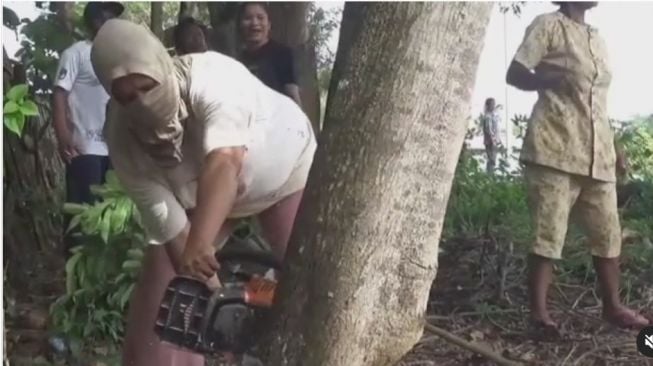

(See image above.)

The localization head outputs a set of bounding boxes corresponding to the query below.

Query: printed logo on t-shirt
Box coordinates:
[58,68,68,80]
[86,129,105,143]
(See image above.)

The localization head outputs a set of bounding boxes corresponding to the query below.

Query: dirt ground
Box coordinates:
[5,237,652,366]
[400,237,653,366]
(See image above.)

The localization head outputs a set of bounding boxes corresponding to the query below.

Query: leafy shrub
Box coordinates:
[445,114,653,288]
[443,149,532,247]
[50,171,146,343]
[3,84,39,136]
[616,115,653,180]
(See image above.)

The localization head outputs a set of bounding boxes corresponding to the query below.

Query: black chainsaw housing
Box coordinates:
[155,240,281,355]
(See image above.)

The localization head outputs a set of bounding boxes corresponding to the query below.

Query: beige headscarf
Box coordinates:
[91,18,189,167]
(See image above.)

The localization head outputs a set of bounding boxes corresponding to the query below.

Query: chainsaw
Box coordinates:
[154,233,281,356]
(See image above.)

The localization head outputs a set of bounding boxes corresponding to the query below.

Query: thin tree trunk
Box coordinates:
[324,3,364,120]
[261,3,492,365]
[50,2,75,34]
[267,2,321,135]
[206,2,239,57]
[150,2,164,39]
[178,1,202,22]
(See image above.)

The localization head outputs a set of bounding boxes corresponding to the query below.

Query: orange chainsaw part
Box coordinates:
[244,275,277,307]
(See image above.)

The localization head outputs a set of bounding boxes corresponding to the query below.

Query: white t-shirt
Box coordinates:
[54,41,110,156]
[107,52,316,244]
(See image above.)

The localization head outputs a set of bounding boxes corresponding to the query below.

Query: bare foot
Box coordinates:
[529,312,560,340]
[531,311,558,328]
[603,306,652,330]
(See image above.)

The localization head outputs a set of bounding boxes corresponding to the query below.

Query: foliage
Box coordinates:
[443,148,532,244]
[3,6,20,30]
[118,2,182,32]
[445,114,653,289]
[3,84,39,136]
[50,171,146,343]
[498,2,527,17]
[15,7,80,94]
[11,2,179,94]
[308,4,342,73]
[616,115,653,180]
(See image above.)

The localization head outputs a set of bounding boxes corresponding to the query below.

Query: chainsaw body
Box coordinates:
[155,235,281,355]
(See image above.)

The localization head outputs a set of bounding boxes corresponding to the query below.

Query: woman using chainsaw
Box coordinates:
[91,19,316,366]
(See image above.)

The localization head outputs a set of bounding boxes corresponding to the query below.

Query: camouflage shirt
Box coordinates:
[514,11,616,182]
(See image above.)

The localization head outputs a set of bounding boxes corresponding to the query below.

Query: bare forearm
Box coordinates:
[52,88,70,139]
[185,155,239,253]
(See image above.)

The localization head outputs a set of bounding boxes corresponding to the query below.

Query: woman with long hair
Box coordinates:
[237,2,302,106]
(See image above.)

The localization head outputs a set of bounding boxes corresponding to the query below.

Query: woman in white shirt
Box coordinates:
[91,19,316,366]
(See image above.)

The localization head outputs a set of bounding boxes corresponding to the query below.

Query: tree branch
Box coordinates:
[424,322,523,366]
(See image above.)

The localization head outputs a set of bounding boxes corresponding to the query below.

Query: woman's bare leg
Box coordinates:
[121,245,205,366]
[257,190,305,260]
[122,222,235,366]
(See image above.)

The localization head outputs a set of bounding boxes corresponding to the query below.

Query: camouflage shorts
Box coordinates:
[524,164,621,259]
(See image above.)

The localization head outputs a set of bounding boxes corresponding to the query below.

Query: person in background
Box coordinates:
[52,1,124,254]
[237,2,302,106]
[173,17,209,56]
[481,97,501,174]
[506,1,651,332]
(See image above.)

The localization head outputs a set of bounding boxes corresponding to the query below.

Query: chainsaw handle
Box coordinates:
[215,248,282,271]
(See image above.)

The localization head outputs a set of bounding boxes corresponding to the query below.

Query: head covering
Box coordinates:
[91,18,187,167]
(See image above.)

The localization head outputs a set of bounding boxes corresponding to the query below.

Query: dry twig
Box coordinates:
[423,322,523,366]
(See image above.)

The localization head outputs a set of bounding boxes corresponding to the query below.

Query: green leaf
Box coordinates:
[66,214,82,234]
[63,202,88,215]
[4,112,25,136]
[120,283,135,309]
[3,100,19,114]
[127,248,143,260]
[4,6,20,30]
[19,100,40,116]
[104,170,120,187]
[121,260,141,271]
[111,198,131,233]
[6,84,28,102]
[100,209,111,243]
[65,252,83,295]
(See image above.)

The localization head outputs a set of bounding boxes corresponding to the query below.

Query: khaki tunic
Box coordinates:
[514,11,616,182]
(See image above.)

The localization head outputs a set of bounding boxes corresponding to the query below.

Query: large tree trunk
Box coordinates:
[262,3,492,365]
[3,91,65,290]
[267,2,321,135]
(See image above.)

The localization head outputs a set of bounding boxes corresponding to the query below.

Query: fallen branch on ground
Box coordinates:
[423,322,523,366]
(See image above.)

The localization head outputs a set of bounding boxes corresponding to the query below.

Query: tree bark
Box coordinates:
[178,1,202,22]
[267,2,321,135]
[261,3,492,365]
[50,2,75,34]
[206,2,239,57]
[150,2,164,39]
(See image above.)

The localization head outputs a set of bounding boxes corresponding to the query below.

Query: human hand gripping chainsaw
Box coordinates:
[155,234,281,356]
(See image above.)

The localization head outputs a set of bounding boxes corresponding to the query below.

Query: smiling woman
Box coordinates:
[236,2,302,106]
